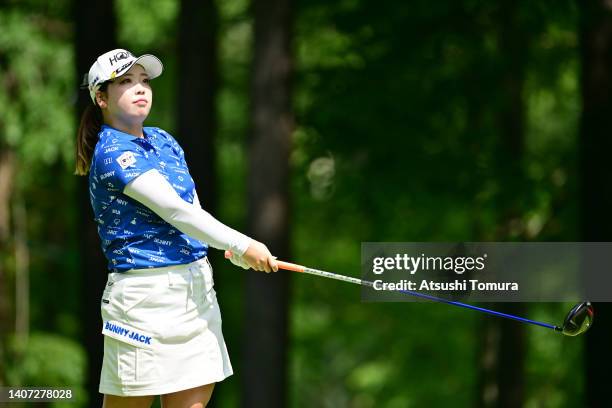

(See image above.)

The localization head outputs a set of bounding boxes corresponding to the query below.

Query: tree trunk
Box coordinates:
[177,3,222,406]
[13,191,29,349]
[73,0,117,404]
[244,0,293,405]
[477,2,528,407]
[0,147,15,385]
[178,0,219,213]
[578,1,612,407]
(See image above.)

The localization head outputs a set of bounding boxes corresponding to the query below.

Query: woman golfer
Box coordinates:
[75,49,278,408]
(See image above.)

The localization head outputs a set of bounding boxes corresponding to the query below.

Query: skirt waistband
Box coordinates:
[113,257,209,277]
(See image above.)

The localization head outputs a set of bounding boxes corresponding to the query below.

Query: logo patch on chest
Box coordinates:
[116,151,137,169]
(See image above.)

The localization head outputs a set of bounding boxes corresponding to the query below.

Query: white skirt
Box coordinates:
[99,257,233,396]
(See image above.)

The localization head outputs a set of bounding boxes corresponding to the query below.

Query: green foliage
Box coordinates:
[0,8,74,176]
[116,0,178,51]
[524,304,584,408]
[5,332,88,407]
[0,4,84,406]
[289,0,583,406]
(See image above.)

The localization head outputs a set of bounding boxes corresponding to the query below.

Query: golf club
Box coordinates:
[225,251,594,336]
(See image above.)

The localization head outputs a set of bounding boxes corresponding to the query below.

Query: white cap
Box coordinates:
[85,49,163,104]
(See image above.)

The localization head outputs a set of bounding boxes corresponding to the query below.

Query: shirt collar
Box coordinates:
[101,125,153,143]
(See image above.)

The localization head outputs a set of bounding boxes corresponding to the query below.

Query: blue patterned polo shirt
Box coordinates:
[88,125,208,272]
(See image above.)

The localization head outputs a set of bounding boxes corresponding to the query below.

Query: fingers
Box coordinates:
[251,255,272,273]
[268,255,279,272]
[257,256,271,273]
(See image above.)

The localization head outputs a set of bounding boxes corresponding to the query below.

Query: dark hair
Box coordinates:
[74,82,109,175]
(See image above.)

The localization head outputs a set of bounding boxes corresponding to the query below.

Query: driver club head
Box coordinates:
[561,302,594,336]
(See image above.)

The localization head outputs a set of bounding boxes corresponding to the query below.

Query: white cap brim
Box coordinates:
[110,54,163,81]
[129,54,163,80]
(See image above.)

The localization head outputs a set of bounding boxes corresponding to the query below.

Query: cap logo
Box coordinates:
[115,61,134,76]
[108,51,132,66]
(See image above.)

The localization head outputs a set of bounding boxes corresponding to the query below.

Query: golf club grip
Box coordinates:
[276,260,306,272]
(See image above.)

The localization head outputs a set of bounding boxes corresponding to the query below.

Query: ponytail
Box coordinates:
[74,82,109,176]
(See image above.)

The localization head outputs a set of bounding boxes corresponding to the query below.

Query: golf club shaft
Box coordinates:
[278,260,561,331]
[226,252,562,332]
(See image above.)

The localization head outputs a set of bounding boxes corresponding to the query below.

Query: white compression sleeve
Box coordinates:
[193,190,202,209]
[124,169,251,255]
